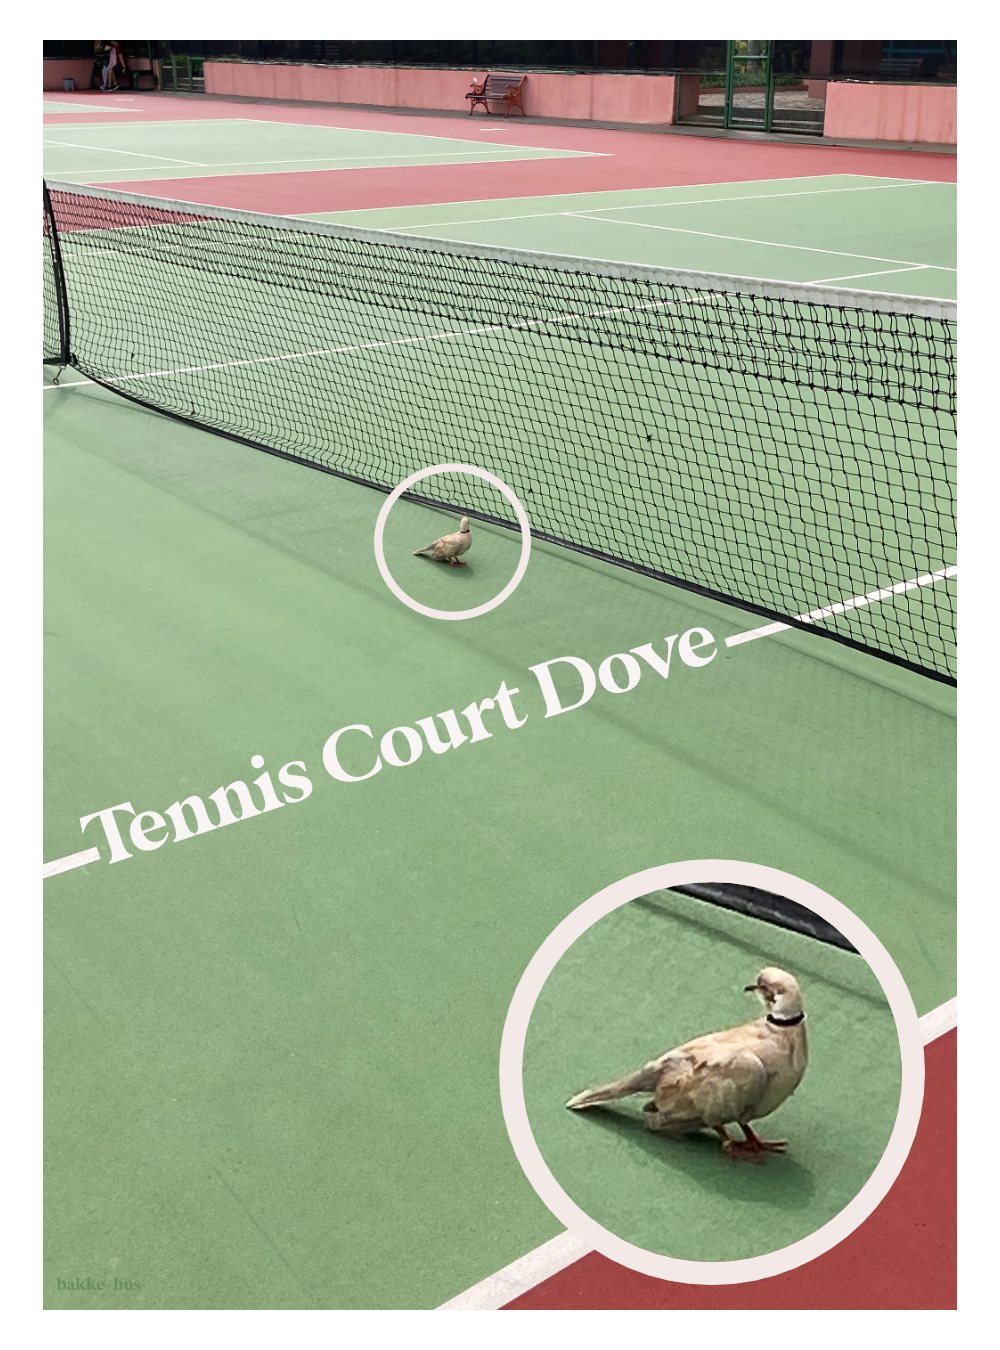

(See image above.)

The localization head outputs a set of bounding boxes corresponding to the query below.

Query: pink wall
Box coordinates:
[43,59,95,91]
[205,62,677,125]
[824,82,956,145]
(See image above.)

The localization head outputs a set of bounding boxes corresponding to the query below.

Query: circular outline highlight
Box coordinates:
[499,859,924,1285]
[374,463,532,621]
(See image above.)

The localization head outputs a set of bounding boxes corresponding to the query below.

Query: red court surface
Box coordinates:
[46,93,957,216]
[504,1029,956,1310]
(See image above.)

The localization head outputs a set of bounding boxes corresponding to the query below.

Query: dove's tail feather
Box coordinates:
[566,1065,660,1110]
[413,546,432,556]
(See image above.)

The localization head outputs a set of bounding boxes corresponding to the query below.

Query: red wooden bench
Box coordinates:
[466,73,527,117]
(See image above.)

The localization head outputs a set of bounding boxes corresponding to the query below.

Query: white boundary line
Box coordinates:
[44,104,134,114]
[437,995,957,1309]
[919,997,958,1042]
[724,566,958,649]
[437,1231,593,1310]
[43,118,275,130]
[233,117,609,157]
[42,847,101,879]
[145,151,595,167]
[49,149,596,174]
[50,151,601,184]
[44,120,603,182]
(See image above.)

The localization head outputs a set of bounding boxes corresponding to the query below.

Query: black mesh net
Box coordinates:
[42,182,956,683]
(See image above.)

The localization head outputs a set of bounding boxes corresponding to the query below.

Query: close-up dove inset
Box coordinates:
[412,515,472,566]
[567,967,808,1161]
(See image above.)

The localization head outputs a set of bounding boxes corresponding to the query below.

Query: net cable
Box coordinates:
[666,884,858,952]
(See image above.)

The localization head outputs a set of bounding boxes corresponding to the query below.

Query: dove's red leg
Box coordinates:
[715,1126,755,1159]
[742,1124,787,1152]
[717,1125,785,1161]
[450,558,467,566]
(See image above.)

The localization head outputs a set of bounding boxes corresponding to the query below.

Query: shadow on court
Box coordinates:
[570,1105,818,1210]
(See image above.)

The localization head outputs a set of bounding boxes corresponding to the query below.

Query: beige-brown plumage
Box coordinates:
[413,516,472,566]
[566,967,808,1160]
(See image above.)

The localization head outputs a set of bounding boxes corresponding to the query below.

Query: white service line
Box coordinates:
[352,180,947,237]
[42,847,101,879]
[437,996,957,1310]
[807,266,933,285]
[725,566,958,649]
[44,140,205,165]
[567,212,956,271]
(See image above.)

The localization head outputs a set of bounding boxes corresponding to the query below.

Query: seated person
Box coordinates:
[101,42,125,92]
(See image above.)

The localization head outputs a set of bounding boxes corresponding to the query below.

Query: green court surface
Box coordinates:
[524,890,900,1262]
[42,118,596,184]
[303,175,957,297]
[44,379,955,1308]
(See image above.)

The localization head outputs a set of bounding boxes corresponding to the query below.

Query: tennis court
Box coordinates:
[43,96,956,1311]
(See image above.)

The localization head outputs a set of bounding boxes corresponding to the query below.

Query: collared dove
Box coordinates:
[413,516,472,566]
[566,967,808,1160]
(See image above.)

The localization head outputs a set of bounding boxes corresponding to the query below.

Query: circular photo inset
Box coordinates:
[500,861,923,1283]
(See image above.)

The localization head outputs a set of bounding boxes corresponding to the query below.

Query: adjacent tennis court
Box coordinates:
[303,174,957,297]
[43,96,956,1311]
[43,117,599,183]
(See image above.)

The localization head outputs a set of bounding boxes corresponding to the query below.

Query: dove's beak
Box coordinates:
[744,983,760,992]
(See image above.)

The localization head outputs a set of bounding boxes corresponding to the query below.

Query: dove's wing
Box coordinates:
[688,1048,768,1128]
[652,1033,768,1129]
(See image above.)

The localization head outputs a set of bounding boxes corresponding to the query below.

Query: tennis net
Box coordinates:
[42,180,956,683]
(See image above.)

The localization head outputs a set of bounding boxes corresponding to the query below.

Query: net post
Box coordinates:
[42,181,71,372]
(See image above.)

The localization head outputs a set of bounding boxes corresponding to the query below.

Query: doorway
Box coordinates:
[674,40,825,135]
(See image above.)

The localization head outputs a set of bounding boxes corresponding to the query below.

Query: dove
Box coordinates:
[566,967,808,1160]
[413,516,472,566]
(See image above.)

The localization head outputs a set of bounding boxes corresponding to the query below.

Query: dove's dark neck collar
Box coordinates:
[767,1012,805,1027]
[460,528,470,534]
